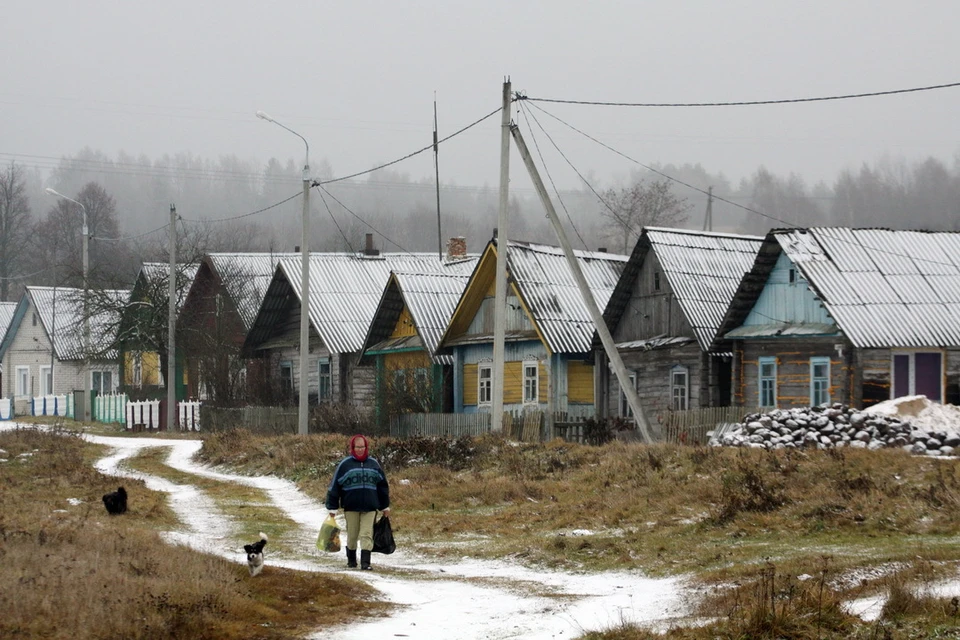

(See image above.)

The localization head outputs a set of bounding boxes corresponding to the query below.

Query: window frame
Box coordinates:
[478,364,492,406]
[39,365,53,396]
[810,357,830,406]
[16,365,30,397]
[91,370,113,395]
[618,371,638,419]
[522,360,539,405]
[279,361,293,396]
[132,352,143,388]
[317,358,332,402]
[670,365,689,411]
[758,356,777,408]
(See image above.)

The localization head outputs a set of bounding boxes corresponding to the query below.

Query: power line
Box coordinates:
[519,80,960,107]
[315,188,355,254]
[93,223,171,242]
[179,190,302,223]
[314,185,413,255]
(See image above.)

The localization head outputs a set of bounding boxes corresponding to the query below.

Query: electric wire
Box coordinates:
[179,190,302,223]
[93,223,171,242]
[314,185,413,255]
[516,102,590,251]
[519,80,960,107]
[315,188,356,254]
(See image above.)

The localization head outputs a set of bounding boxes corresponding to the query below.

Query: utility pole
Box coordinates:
[492,79,512,431]
[510,124,656,443]
[434,94,443,261]
[702,186,713,232]
[166,204,177,431]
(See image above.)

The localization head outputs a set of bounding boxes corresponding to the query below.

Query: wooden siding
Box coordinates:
[389,306,417,339]
[608,343,703,417]
[467,294,533,335]
[383,351,431,371]
[743,253,835,327]
[613,251,693,342]
[463,362,478,405]
[733,339,851,409]
[123,351,161,386]
[567,360,593,403]
[460,359,547,406]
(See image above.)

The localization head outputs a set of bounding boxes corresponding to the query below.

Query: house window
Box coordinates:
[619,371,638,418]
[654,272,661,291]
[788,268,797,284]
[810,357,830,406]
[279,362,293,395]
[478,364,492,405]
[16,366,29,397]
[318,358,332,402]
[40,366,53,396]
[892,351,942,402]
[133,352,143,388]
[759,357,777,408]
[32,313,37,326]
[91,370,113,395]
[671,366,689,410]
[523,360,539,404]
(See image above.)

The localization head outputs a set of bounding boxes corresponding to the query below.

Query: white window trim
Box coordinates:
[91,370,113,395]
[16,366,30,398]
[522,360,539,405]
[132,352,143,388]
[670,365,689,411]
[39,365,53,396]
[810,357,830,406]
[318,358,332,403]
[619,371,637,419]
[478,364,492,406]
[758,356,777,408]
[279,361,293,393]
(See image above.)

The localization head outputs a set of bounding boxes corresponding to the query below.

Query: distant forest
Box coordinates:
[1,147,959,301]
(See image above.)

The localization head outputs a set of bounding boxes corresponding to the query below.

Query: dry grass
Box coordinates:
[0,427,387,640]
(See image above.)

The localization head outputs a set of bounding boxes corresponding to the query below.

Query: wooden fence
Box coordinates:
[659,406,754,444]
[390,412,492,438]
[202,406,299,435]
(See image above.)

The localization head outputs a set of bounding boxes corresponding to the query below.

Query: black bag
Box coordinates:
[372,514,396,554]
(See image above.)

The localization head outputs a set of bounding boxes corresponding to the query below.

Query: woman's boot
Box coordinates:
[360,550,372,570]
[346,548,357,568]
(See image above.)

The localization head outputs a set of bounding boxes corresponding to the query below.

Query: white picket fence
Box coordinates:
[31,394,73,418]
[95,393,127,424]
[0,398,13,420]
[125,399,201,431]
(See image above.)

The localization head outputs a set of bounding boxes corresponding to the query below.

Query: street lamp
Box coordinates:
[44,187,91,422]
[256,110,311,435]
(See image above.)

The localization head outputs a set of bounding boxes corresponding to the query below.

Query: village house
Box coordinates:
[596,227,763,424]
[436,237,627,434]
[716,227,960,410]
[0,301,17,393]
[242,235,472,409]
[117,262,198,401]
[0,286,129,415]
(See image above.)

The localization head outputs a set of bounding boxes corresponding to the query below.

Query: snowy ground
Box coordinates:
[2,424,697,639]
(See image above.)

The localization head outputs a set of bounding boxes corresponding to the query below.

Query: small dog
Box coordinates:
[244,532,268,576]
[102,487,127,515]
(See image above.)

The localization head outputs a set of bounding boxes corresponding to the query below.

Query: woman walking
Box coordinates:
[326,434,390,570]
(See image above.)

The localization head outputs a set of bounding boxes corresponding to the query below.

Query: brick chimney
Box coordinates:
[364,233,379,256]
[446,236,467,260]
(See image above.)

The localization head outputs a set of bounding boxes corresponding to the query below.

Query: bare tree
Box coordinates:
[599,179,691,254]
[0,161,32,300]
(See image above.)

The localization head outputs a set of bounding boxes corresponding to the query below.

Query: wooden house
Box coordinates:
[596,227,763,422]
[242,238,472,409]
[177,252,296,403]
[0,302,16,393]
[117,262,198,400]
[436,238,628,428]
[360,266,476,422]
[0,286,129,415]
[717,228,960,409]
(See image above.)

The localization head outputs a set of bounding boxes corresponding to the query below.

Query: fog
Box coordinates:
[2,1,959,285]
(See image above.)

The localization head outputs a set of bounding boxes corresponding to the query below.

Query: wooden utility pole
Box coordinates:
[510,124,656,443]
[492,79,512,431]
[702,186,713,232]
[166,204,177,431]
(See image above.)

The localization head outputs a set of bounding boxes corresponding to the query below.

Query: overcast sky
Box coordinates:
[2,1,958,195]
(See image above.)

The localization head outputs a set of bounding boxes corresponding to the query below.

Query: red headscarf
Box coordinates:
[349,434,369,462]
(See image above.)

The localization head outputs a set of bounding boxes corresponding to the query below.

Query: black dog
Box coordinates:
[102,487,127,515]
[244,532,268,576]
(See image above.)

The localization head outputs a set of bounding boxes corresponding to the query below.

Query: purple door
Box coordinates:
[915,353,942,402]
[893,355,910,399]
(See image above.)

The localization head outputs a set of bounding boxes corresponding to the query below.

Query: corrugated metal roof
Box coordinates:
[393,270,474,364]
[208,253,298,331]
[645,228,764,351]
[280,254,477,355]
[776,228,960,347]
[507,241,628,354]
[138,262,200,312]
[0,302,16,345]
[29,286,130,360]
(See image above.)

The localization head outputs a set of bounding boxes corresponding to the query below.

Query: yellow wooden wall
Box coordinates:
[463,361,549,405]
[567,361,594,403]
[124,351,161,386]
[389,306,417,339]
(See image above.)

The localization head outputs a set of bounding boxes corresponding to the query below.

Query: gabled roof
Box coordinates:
[0,286,131,361]
[245,253,477,355]
[136,262,200,312]
[602,227,764,352]
[202,253,298,332]
[0,302,16,345]
[362,269,476,365]
[441,238,629,355]
[718,227,960,348]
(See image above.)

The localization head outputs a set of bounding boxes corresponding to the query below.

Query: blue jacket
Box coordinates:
[325,456,390,513]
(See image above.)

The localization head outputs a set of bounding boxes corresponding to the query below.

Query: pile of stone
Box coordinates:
[709,402,960,456]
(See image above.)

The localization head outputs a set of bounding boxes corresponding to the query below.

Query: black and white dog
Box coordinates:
[102,487,127,515]
[244,532,268,576]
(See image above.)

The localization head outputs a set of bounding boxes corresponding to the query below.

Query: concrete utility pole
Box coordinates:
[166,204,177,431]
[492,79,512,431]
[702,186,713,232]
[257,110,311,435]
[510,124,656,443]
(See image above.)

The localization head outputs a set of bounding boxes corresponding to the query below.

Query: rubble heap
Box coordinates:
[709,401,960,456]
